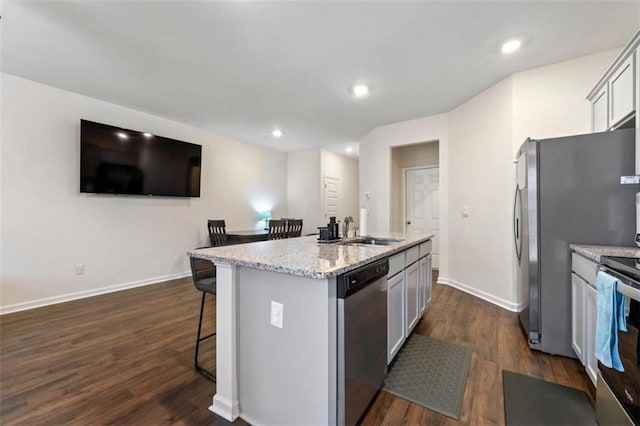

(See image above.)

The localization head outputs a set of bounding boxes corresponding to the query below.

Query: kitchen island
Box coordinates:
[188,232,433,425]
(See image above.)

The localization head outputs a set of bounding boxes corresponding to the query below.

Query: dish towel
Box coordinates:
[595,271,627,372]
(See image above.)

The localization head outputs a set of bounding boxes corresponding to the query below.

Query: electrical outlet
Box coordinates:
[75,264,85,275]
[270,301,283,329]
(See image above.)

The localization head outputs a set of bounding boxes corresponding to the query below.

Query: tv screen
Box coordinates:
[80,120,202,197]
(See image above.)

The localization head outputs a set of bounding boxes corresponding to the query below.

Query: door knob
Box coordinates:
[406,221,412,225]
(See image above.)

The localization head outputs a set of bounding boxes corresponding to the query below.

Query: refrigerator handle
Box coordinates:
[513,186,522,261]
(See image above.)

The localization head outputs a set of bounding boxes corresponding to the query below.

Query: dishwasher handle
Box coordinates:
[338,258,389,298]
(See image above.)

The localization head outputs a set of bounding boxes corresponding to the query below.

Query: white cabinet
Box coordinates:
[571,252,599,387]
[588,32,639,132]
[585,283,598,386]
[405,261,419,335]
[419,257,427,316]
[609,52,636,127]
[386,240,433,364]
[426,254,432,304]
[571,273,586,365]
[592,86,609,132]
[387,271,405,364]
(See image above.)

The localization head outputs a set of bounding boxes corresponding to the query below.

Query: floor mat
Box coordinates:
[383,334,472,419]
[503,370,596,426]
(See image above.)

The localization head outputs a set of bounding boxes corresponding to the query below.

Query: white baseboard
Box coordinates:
[437,276,521,312]
[0,271,191,315]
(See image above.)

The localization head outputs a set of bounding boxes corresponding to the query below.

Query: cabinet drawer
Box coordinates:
[419,240,432,257]
[388,251,405,277]
[406,245,420,266]
[571,253,598,286]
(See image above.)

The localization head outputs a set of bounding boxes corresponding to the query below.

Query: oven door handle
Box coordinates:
[599,266,640,301]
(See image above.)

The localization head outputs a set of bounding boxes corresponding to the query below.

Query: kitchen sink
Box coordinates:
[340,237,404,248]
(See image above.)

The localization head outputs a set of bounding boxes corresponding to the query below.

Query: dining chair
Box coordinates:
[267,219,288,240]
[207,220,227,247]
[286,219,303,238]
[189,250,217,381]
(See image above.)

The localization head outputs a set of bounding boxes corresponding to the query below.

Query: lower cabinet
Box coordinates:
[387,243,433,365]
[387,271,405,364]
[570,252,599,387]
[571,273,586,365]
[405,261,420,335]
[585,283,598,386]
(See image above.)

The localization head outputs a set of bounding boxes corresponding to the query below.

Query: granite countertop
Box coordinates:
[570,244,640,262]
[188,232,433,279]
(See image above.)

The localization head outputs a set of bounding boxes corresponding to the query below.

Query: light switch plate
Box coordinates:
[270,301,283,329]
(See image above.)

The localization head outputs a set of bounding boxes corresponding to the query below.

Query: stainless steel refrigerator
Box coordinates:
[513,128,637,358]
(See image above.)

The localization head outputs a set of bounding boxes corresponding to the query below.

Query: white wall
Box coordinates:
[286,149,359,236]
[320,149,359,228]
[512,48,620,152]
[446,77,516,307]
[359,114,450,277]
[1,73,287,312]
[358,48,619,310]
[287,149,321,235]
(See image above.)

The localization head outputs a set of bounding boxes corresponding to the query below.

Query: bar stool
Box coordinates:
[190,251,217,381]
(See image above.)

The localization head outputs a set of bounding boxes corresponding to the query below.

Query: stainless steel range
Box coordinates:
[597,256,640,426]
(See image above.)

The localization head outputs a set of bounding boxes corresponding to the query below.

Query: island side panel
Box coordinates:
[237,267,337,426]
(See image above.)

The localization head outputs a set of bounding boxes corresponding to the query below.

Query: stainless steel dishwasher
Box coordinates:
[337,257,389,426]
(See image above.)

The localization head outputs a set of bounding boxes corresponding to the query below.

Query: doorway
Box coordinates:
[404,167,440,268]
[323,175,340,221]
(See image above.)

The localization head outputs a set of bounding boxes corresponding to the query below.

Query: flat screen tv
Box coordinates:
[80,120,202,197]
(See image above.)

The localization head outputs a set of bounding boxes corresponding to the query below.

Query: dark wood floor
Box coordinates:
[0,271,592,425]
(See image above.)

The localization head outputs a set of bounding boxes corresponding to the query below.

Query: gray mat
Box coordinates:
[503,370,596,426]
[383,334,472,419]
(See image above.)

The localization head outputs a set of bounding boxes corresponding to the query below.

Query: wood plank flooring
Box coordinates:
[0,271,592,425]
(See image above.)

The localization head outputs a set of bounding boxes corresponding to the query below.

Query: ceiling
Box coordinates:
[2,1,638,158]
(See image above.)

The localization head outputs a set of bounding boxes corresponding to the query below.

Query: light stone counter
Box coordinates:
[189,232,433,279]
[569,244,640,262]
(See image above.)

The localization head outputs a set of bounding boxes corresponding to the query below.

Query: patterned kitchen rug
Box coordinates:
[503,370,596,426]
[383,334,472,419]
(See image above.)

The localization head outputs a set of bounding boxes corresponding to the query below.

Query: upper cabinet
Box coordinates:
[587,31,639,131]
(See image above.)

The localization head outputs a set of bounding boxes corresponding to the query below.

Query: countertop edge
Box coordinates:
[189,234,434,279]
[569,244,640,263]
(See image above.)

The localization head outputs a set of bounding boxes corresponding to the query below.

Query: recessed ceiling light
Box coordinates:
[272,129,283,138]
[501,39,521,54]
[116,132,128,139]
[352,84,370,98]
[143,132,153,138]
[346,147,353,153]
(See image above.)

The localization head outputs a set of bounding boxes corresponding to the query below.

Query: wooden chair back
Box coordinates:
[286,219,303,238]
[207,220,227,247]
[267,219,288,240]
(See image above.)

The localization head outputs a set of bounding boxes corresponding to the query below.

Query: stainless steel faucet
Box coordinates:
[343,216,353,238]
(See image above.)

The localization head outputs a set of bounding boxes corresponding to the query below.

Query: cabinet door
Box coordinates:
[418,257,427,316]
[387,272,405,364]
[609,52,636,127]
[571,273,586,365]
[405,262,420,336]
[426,254,432,304]
[592,85,609,132]
[585,284,598,386]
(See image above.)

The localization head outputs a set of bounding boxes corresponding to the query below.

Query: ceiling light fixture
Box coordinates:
[272,129,283,138]
[346,147,353,153]
[501,39,521,54]
[143,132,153,138]
[352,84,370,98]
[116,132,128,139]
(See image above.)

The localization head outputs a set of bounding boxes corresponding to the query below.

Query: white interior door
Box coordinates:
[323,176,340,221]
[406,168,440,268]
